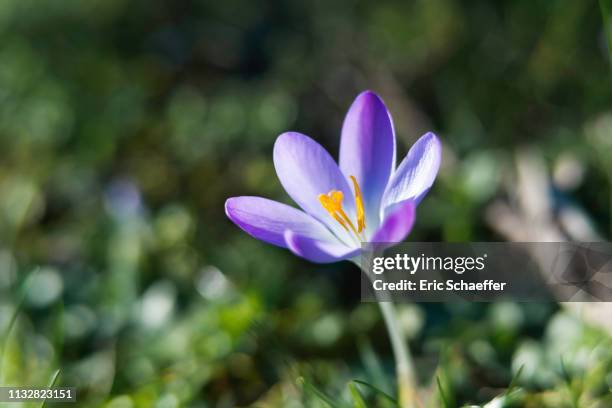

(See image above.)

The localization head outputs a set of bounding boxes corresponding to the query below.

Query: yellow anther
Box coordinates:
[318,190,344,213]
[350,176,366,233]
[318,176,367,241]
[318,190,359,237]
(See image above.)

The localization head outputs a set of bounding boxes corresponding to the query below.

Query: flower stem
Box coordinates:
[378,301,417,408]
[356,257,417,407]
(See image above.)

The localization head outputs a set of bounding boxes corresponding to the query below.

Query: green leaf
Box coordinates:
[297,377,341,408]
[600,0,612,64]
[560,356,571,383]
[559,357,581,408]
[436,376,451,408]
[348,382,367,408]
[434,347,456,408]
[352,379,398,405]
[504,364,524,396]
[0,267,40,383]
[41,369,61,408]
[357,337,390,393]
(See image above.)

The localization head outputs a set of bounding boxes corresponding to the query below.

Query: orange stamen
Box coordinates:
[318,176,367,241]
[350,176,366,233]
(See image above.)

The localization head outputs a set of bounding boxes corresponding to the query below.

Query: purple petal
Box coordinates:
[225,196,336,248]
[339,91,395,225]
[382,132,441,211]
[371,200,416,243]
[274,132,355,240]
[284,230,360,263]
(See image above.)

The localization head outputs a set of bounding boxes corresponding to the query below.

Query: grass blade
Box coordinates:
[40,369,61,408]
[600,0,612,64]
[504,364,524,396]
[348,381,367,408]
[0,267,39,382]
[352,379,398,405]
[297,377,341,408]
[436,376,451,408]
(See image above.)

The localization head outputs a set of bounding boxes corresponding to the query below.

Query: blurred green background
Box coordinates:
[1,0,612,407]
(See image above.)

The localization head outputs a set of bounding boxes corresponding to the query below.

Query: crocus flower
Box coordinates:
[225,91,441,263]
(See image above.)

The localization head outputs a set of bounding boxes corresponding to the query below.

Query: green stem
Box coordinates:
[378,301,417,408]
[356,256,417,407]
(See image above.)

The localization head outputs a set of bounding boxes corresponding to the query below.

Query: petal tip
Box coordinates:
[224,196,252,229]
[358,89,376,97]
[273,132,297,167]
[415,132,442,168]
[354,90,386,107]
[273,131,312,159]
[423,131,441,144]
[224,197,237,220]
[224,196,248,234]
[426,132,443,161]
[423,131,442,147]
[348,91,392,130]
[273,131,294,150]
